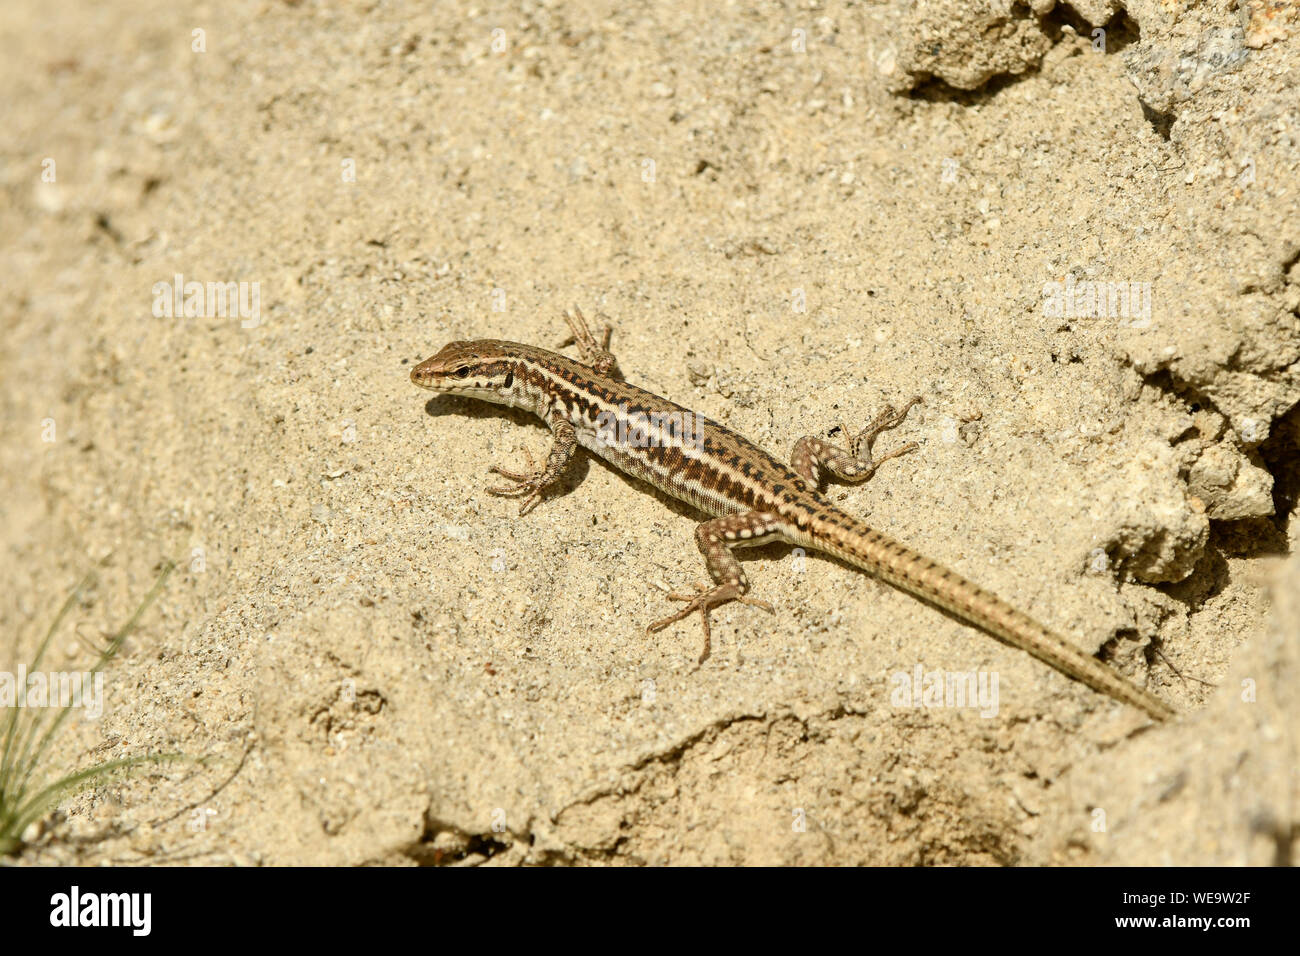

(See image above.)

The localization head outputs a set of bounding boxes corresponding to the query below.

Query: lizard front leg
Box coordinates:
[791,396,922,485]
[560,306,620,378]
[487,412,578,515]
[647,510,783,663]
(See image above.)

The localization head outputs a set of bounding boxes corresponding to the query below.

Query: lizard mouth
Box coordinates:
[410,361,440,389]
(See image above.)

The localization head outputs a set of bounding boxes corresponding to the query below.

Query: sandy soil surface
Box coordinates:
[1,0,1297,865]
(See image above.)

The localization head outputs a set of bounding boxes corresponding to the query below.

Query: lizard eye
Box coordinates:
[454,366,471,378]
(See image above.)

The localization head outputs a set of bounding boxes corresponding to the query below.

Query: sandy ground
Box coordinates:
[1,0,1297,865]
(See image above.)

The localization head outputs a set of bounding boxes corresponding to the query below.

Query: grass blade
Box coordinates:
[1,561,176,857]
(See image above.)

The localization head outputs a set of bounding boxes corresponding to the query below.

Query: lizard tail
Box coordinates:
[810,518,1176,722]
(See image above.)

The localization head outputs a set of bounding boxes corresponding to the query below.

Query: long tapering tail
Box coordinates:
[810,517,1176,721]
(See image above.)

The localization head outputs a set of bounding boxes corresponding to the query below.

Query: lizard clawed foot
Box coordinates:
[872,440,919,467]
[842,395,922,454]
[825,395,922,476]
[647,581,775,665]
[560,306,619,378]
[487,449,547,515]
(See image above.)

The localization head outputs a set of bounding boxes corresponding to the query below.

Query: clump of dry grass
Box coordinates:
[0,561,174,856]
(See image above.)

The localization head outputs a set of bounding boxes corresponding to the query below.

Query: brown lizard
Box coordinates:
[410,308,1175,721]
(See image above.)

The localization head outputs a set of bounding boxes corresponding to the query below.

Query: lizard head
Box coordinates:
[410,340,519,402]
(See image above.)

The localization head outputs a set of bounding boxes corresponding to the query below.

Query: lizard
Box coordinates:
[410,307,1176,721]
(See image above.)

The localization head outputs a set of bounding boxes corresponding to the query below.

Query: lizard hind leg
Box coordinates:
[647,511,782,664]
[849,396,922,457]
[791,396,922,485]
